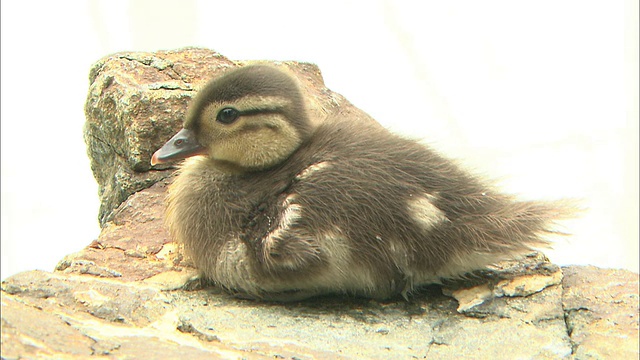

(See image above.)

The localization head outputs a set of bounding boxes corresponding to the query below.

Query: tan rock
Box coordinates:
[563,265,639,359]
[444,283,493,312]
[1,294,95,359]
[493,269,563,297]
[55,178,187,282]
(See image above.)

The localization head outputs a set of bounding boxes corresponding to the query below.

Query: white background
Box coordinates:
[1,0,638,279]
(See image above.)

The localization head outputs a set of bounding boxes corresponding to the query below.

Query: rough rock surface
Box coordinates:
[562,266,639,359]
[2,48,638,359]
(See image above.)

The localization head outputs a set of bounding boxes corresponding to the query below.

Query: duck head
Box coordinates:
[151,65,313,172]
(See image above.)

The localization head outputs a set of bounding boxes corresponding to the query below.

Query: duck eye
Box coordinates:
[216,107,240,124]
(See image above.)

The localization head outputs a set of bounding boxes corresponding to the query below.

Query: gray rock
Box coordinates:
[3,256,637,359]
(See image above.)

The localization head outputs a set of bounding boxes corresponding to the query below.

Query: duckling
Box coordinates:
[151,65,572,301]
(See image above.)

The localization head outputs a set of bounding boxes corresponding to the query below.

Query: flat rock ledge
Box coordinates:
[2,48,638,359]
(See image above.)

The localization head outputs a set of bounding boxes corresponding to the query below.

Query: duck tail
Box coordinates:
[435,198,582,279]
[477,197,583,252]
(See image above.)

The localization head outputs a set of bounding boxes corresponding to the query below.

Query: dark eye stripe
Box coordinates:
[215,107,286,127]
[240,108,285,117]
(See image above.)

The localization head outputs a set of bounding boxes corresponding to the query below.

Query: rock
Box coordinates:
[2,48,638,359]
[443,253,565,313]
[445,283,493,312]
[55,177,189,282]
[3,249,638,359]
[562,265,639,359]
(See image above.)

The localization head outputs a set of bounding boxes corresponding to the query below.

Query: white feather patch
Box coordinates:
[295,161,330,180]
[263,194,302,253]
[408,194,448,230]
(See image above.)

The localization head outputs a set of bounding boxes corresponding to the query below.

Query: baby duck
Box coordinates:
[152,65,570,301]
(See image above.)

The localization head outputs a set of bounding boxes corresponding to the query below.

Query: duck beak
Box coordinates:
[151,128,207,166]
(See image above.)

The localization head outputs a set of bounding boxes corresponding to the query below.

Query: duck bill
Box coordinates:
[151,128,208,165]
